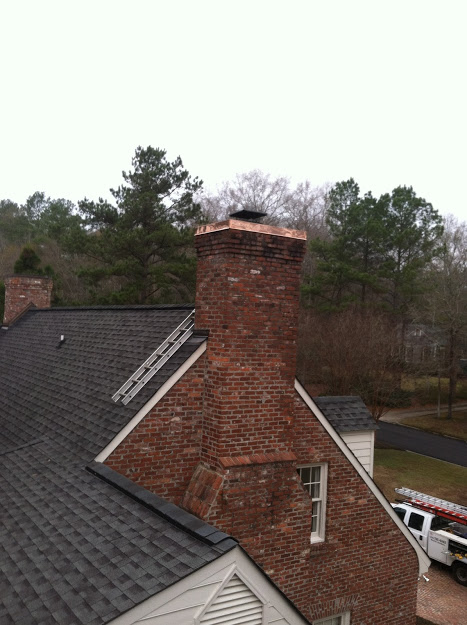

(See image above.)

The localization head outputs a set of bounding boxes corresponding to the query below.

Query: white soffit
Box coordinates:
[295,379,431,577]
[95,341,206,463]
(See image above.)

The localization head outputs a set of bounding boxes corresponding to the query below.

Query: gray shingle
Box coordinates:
[313,396,378,432]
[0,306,200,458]
[0,306,235,625]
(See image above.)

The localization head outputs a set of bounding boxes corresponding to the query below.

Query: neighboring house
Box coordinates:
[0,217,429,625]
[404,323,447,368]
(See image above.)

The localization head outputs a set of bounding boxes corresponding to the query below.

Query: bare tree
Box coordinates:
[199,170,331,236]
[284,181,331,239]
[297,307,403,419]
[198,170,292,222]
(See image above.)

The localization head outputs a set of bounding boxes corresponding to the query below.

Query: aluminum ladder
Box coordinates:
[112,310,195,405]
[395,487,467,525]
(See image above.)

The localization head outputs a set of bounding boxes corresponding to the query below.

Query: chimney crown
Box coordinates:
[196,218,306,241]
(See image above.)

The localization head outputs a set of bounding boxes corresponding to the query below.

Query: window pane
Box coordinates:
[311,482,320,498]
[300,467,311,484]
[311,501,320,533]
[311,466,321,483]
[311,514,317,533]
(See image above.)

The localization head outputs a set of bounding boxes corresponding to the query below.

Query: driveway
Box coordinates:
[376,422,467,467]
[417,561,467,625]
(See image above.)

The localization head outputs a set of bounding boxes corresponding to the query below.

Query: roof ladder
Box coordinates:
[395,487,467,525]
[112,310,195,405]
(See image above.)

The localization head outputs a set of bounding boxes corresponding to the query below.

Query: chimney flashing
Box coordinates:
[195,219,307,241]
[2,302,37,327]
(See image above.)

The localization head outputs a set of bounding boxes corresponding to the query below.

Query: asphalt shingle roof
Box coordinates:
[0,306,203,458]
[313,396,378,432]
[0,306,234,625]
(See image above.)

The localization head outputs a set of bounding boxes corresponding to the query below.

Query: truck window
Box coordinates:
[430,515,448,531]
[393,507,406,522]
[408,512,425,532]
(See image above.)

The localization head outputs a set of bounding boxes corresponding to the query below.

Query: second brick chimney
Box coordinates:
[3,275,53,326]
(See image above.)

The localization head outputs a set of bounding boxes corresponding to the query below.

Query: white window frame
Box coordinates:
[313,611,350,625]
[297,463,327,543]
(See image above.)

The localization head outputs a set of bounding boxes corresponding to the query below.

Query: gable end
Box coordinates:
[295,379,431,577]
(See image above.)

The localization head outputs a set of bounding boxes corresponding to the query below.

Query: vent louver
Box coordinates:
[200,574,263,625]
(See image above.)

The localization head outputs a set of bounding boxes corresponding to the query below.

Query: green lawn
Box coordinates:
[399,411,467,441]
[373,449,467,505]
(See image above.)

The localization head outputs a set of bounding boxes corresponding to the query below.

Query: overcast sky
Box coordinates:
[1,0,466,222]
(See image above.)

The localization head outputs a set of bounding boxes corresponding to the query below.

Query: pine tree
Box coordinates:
[66,146,203,304]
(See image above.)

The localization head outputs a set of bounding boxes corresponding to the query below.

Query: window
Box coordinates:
[313,612,350,625]
[408,512,425,532]
[393,507,407,522]
[431,515,449,531]
[297,464,327,542]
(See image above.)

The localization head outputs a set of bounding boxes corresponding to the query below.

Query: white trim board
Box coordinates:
[294,379,431,577]
[95,342,206,463]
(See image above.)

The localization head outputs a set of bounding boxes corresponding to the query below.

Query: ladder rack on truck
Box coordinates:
[393,488,467,585]
[395,487,467,526]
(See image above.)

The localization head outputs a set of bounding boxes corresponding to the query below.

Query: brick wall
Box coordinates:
[3,275,53,325]
[290,393,419,624]
[106,356,205,504]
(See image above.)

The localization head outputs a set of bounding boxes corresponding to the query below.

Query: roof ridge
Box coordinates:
[86,461,237,552]
[27,304,195,312]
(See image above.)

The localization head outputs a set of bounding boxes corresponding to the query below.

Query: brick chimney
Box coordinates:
[193,218,307,467]
[3,275,53,325]
[182,218,313,568]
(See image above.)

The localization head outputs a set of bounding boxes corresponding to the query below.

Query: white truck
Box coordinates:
[392,487,467,586]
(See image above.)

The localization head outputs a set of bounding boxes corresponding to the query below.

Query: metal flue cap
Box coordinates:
[229,209,268,223]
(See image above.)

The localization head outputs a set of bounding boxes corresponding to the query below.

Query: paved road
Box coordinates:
[376,422,467,467]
